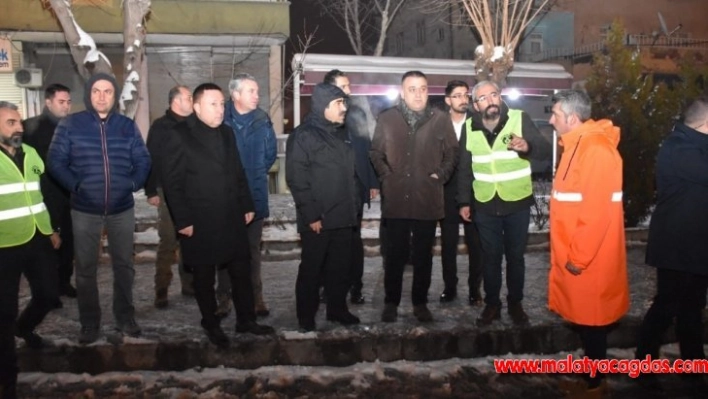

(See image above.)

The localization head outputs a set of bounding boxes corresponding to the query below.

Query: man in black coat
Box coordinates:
[286,83,361,332]
[636,95,708,393]
[144,85,194,308]
[440,80,483,306]
[162,83,273,348]
[323,69,379,305]
[22,83,75,300]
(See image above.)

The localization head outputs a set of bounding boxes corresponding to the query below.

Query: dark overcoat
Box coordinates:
[162,114,255,266]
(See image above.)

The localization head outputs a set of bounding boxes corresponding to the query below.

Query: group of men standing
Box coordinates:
[2,65,707,398]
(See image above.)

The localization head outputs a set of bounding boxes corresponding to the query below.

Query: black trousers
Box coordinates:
[577,324,608,388]
[0,232,58,397]
[297,227,353,323]
[56,205,74,288]
[189,258,256,329]
[384,218,437,306]
[636,268,708,362]
[440,218,483,298]
[350,209,364,294]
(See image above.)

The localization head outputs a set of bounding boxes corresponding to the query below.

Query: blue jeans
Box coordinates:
[72,208,136,328]
[474,208,530,307]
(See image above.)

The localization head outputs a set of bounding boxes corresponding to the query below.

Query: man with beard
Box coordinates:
[370,71,458,323]
[323,69,379,305]
[286,83,361,332]
[23,84,76,301]
[0,101,60,399]
[457,80,550,326]
[145,85,194,308]
[439,80,483,306]
[162,83,274,348]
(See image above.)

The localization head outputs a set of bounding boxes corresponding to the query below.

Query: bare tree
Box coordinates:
[422,0,552,84]
[310,0,408,56]
[42,0,151,122]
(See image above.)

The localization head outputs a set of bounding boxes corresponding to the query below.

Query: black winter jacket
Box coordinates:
[646,122,708,276]
[286,113,360,233]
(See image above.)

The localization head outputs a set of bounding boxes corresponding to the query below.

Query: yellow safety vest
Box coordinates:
[466,109,532,202]
[0,144,52,248]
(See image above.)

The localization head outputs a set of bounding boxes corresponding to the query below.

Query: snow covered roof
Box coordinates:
[292,53,573,96]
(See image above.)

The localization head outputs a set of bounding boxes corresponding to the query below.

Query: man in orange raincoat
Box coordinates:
[548,90,629,397]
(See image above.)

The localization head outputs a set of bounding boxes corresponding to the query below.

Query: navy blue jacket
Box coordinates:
[48,73,151,215]
[646,122,708,276]
[224,103,277,220]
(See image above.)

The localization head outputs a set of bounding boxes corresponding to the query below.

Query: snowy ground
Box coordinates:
[15,248,706,398]
[18,344,708,398]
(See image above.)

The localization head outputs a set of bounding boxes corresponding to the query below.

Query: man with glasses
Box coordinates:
[457,80,550,326]
[439,80,483,306]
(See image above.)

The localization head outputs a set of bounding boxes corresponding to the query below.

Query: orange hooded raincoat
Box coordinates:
[549,119,629,326]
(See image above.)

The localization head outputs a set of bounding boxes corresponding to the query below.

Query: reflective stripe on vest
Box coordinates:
[0,144,52,248]
[0,181,40,195]
[552,190,623,202]
[466,109,533,202]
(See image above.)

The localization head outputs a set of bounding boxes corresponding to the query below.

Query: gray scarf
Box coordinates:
[399,101,430,131]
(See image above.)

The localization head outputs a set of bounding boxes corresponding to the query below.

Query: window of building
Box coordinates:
[599,24,612,40]
[438,27,446,42]
[416,20,426,45]
[529,32,543,54]
[395,32,404,54]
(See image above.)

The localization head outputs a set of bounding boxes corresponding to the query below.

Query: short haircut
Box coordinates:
[193,83,223,103]
[470,80,500,102]
[445,80,469,96]
[0,101,19,111]
[401,70,427,83]
[228,73,257,94]
[168,85,190,105]
[45,83,71,100]
[323,69,347,85]
[683,95,708,126]
[552,90,592,122]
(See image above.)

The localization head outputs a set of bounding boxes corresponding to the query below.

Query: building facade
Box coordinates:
[0,0,289,134]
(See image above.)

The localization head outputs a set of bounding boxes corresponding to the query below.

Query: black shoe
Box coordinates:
[255,308,270,317]
[59,283,77,298]
[52,298,63,309]
[381,304,398,322]
[327,311,360,325]
[439,289,457,303]
[468,296,483,306]
[299,319,316,332]
[235,321,275,335]
[203,325,230,348]
[413,304,434,322]
[350,292,366,305]
[508,302,529,325]
[15,331,46,349]
[636,373,663,393]
[116,319,142,337]
[476,304,501,326]
[78,326,101,344]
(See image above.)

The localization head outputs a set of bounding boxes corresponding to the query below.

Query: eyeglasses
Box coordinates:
[447,93,471,100]
[474,92,500,103]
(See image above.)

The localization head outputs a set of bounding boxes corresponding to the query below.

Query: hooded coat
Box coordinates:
[286,83,359,233]
[48,73,151,216]
[548,119,629,326]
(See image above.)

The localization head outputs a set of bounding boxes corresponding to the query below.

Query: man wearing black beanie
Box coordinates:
[286,83,361,331]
